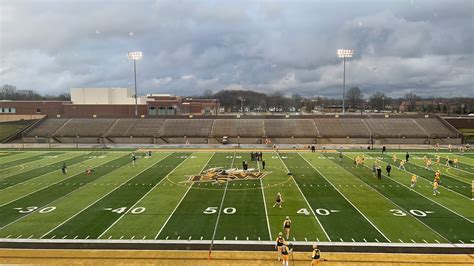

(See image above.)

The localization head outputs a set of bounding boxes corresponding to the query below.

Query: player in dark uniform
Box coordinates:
[273,192,283,208]
[61,162,67,175]
[386,163,392,176]
[283,216,292,239]
[281,243,290,266]
[275,232,285,261]
[132,153,137,165]
[311,244,321,265]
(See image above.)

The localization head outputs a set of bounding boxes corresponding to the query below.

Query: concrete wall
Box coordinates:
[71,88,142,105]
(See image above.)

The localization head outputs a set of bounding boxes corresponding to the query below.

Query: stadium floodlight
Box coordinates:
[127,51,143,117]
[337,49,354,115]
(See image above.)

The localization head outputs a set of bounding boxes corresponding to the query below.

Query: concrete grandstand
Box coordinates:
[16,114,461,145]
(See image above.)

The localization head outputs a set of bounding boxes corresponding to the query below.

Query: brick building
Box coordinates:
[0,88,219,117]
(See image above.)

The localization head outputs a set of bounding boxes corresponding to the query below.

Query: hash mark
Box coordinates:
[74,236,78,239]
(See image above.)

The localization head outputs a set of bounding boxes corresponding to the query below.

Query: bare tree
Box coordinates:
[369,92,386,111]
[405,93,419,112]
[346,87,363,110]
[202,89,214,99]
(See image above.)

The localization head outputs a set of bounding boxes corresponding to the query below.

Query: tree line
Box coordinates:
[202,88,474,114]
[1,84,70,101]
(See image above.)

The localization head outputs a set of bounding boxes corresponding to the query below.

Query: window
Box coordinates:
[36,108,42,113]
[0,108,16,113]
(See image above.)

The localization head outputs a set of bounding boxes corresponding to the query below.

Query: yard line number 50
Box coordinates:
[203,207,236,215]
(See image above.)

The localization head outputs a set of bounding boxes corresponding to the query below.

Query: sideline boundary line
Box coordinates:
[154,153,216,239]
[276,152,331,242]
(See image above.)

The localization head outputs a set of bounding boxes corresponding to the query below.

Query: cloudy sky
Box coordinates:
[0,0,473,98]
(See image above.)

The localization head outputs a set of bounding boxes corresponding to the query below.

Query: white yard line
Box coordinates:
[0,153,89,192]
[209,152,236,255]
[40,154,171,239]
[209,180,229,253]
[299,153,391,243]
[154,153,215,239]
[0,155,131,231]
[98,153,193,238]
[276,152,331,242]
[357,154,474,224]
[0,155,123,208]
[257,160,272,240]
[321,154,450,243]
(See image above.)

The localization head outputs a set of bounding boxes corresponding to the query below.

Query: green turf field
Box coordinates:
[0,149,473,244]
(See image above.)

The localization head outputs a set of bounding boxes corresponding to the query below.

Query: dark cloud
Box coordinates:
[0,0,472,97]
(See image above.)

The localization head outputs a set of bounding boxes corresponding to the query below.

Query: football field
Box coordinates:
[0,149,473,246]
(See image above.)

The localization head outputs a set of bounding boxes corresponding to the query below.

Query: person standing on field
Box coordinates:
[283,216,292,239]
[376,165,382,180]
[311,244,322,266]
[262,159,266,170]
[386,163,392,176]
[61,163,67,175]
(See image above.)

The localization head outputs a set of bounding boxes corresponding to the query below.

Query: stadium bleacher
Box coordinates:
[54,119,116,137]
[20,115,461,144]
[211,119,265,137]
[264,119,317,138]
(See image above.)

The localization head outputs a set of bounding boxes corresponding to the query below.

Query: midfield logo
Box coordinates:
[189,167,268,183]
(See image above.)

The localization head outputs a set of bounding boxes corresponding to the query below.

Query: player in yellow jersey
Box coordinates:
[453,158,459,169]
[435,155,441,165]
[311,244,322,265]
[410,174,417,188]
[392,154,397,163]
[398,160,406,170]
[283,216,292,239]
[434,170,441,184]
[425,159,433,170]
[433,181,440,195]
[275,232,285,261]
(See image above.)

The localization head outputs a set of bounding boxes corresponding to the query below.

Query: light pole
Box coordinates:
[127,51,143,117]
[239,97,245,115]
[337,49,354,115]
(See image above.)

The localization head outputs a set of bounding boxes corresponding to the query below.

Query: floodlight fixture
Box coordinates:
[337,49,354,58]
[337,49,354,115]
[127,51,143,117]
[127,51,143,60]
